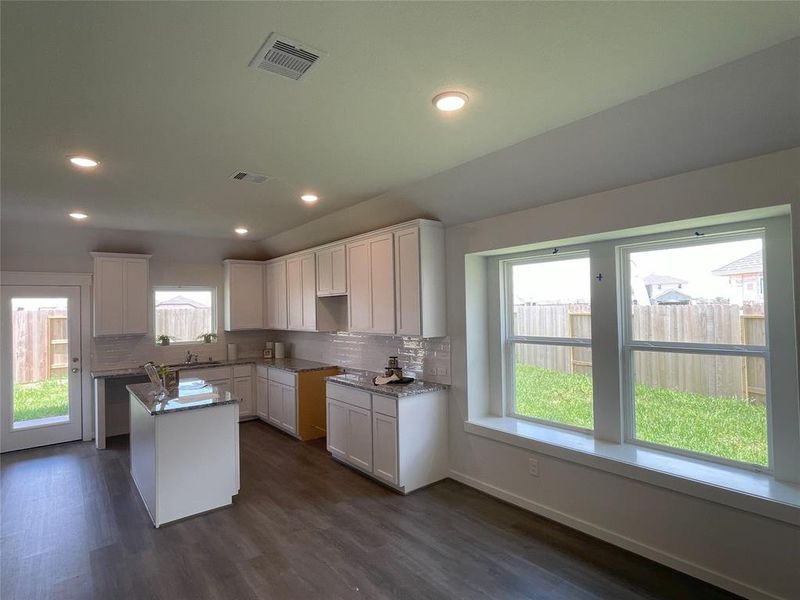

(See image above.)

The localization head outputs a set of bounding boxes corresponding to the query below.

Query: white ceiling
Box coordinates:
[2,1,799,239]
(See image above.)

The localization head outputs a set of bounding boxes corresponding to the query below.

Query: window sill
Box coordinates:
[465,416,800,526]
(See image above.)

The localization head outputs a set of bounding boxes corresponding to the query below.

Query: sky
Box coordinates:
[512,237,763,305]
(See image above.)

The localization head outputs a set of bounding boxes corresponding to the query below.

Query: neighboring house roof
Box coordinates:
[642,273,688,286]
[653,288,692,304]
[711,250,763,276]
[156,295,208,309]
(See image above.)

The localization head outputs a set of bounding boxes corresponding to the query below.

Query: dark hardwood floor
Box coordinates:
[2,420,740,600]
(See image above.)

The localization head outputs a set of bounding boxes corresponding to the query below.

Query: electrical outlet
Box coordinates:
[528,457,539,477]
[436,367,448,376]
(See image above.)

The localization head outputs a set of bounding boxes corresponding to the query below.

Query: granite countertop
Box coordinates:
[127,380,240,416]
[326,371,449,398]
[92,357,338,379]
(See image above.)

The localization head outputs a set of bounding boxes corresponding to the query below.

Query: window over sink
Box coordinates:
[153,287,217,345]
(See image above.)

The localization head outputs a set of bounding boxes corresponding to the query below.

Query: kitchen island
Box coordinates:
[127,380,241,528]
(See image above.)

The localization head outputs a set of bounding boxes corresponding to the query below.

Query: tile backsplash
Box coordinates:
[93,329,450,385]
[268,331,451,385]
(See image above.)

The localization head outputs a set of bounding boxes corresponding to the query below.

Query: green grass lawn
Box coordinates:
[13,378,69,422]
[515,364,768,466]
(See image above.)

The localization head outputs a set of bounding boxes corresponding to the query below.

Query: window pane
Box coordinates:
[513,344,593,430]
[511,256,591,337]
[154,290,214,344]
[628,237,765,345]
[632,351,767,466]
[11,298,70,427]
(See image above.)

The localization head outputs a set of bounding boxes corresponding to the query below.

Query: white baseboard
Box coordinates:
[448,469,782,600]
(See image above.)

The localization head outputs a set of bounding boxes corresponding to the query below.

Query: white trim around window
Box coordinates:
[488,216,800,485]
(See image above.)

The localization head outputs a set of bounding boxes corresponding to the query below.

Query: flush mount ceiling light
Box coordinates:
[301,193,318,204]
[234,227,249,235]
[432,91,468,112]
[69,211,89,220]
[68,156,99,168]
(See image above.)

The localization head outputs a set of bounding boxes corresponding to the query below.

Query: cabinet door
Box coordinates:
[331,245,347,295]
[281,385,297,434]
[123,259,149,334]
[368,233,395,335]
[268,381,283,426]
[256,377,269,419]
[346,240,371,332]
[326,398,348,459]
[301,253,316,331]
[286,257,303,330]
[234,376,253,418]
[316,248,333,295]
[266,261,287,329]
[212,379,232,398]
[227,262,264,331]
[372,412,399,485]
[347,404,373,471]
[94,257,124,335]
[394,227,421,336]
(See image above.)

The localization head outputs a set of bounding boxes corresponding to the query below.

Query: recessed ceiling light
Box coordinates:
[69,212,89,220]
[68,156,99,168]
[301,194,318,204]
[433,91,468,112]
[234,227,248,235]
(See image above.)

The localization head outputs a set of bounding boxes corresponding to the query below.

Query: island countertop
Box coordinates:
[127,381,240,416]
[326,371,449,398]
[93,357,338,379]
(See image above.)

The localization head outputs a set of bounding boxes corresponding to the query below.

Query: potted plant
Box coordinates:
[156,335,172,346]
[197,332,218,344]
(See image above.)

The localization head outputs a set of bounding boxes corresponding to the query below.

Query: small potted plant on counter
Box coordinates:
[197,332,218,344]
[156,335,173,347]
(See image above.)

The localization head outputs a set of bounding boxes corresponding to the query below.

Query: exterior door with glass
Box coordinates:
[1,285,83,452]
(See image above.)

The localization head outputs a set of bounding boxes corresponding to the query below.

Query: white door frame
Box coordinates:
[1,272,93,442]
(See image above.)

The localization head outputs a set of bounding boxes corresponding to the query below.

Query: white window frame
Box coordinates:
[152,285,218,346]
[501,249,593,433]
[491,215,800,484]
[618,228,772,473]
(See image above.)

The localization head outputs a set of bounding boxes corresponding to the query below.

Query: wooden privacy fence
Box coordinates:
[154,307,212,343]
[12,309,68,384]
[514,303,766,401]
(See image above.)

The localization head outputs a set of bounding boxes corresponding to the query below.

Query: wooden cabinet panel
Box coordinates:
[123,259,149,334]
[286,257,303,330]
[92,253,149,337]
[256,377,269,420]
[394,227,421,336]
[281,384,297,434]
[346,404,372,471]
[266,260,288,330]
[317,245,347,296]
[300,253,316,331]
[326,399,348,459]
[372,412,398,485]
[224,261,265,331]
[346,240,371,332]
[267,380,283,426]
[234,376,253,418]
[369,234,395,335]
[331,245,346,295]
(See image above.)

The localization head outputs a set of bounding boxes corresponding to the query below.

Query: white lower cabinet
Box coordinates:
[325,382,448,493]
[256,376,269,420]
[281,384,297,434]
[266,373,298,436]
[372,412,398,485]
[234,376,254,419]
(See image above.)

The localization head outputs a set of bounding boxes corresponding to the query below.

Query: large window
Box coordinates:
[622,234,769,467]
[504,253,593,430]
[495,217,800,481]
[153,287,216,345]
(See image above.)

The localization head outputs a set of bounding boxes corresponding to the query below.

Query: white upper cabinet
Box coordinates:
[91,252,151,337]
[347,233,395,334]
[316,244,347,296]
[394,223,445,337]
[287,253,317,331]
[265,259,288,330]
[223,260,265,331]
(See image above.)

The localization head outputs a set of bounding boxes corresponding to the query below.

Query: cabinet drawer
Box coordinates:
[268,368,296,388]
[232,364,252,378]
[326,383,371,410]
[372,394,397,418]
[181,366,230,382]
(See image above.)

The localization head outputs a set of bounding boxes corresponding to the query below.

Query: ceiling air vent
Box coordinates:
[229,170,269,184]
[249,33,324,81]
